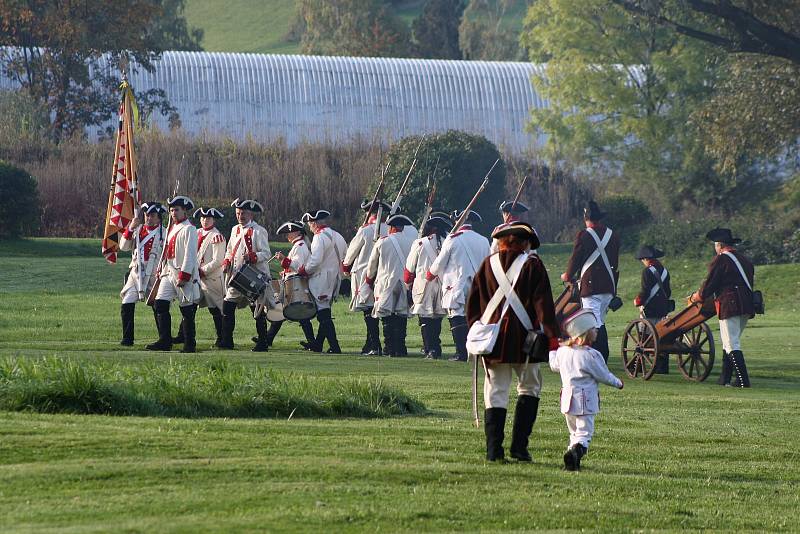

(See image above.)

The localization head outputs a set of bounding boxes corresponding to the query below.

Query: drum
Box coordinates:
[555,282,581,324]
[229,265,268,301]
[282,274,317,321]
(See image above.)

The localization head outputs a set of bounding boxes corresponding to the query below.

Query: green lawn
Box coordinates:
[1,238,799,531]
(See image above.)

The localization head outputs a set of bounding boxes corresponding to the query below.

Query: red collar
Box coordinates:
[291,236,304,245]
[461,224,472,231]
[314,225,328,235]
[587,222,605,230]
[719,246,736,254]
[145,225,160,231]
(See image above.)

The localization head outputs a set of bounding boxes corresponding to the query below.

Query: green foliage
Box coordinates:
[600,195,652,250]
[458,0,525,60]
[0,90,50,148]
[0,161,39,238]
[378,131,507,235]
[411,0,465,59]
[0,356,426,418]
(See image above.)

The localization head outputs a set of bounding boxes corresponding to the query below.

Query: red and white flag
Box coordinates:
[101,80,140,263]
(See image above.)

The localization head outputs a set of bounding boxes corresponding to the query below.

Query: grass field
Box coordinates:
[1,238,799,531]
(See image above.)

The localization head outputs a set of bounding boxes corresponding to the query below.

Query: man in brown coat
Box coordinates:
[561,201,621,362]
[467,222,560,462]
[691,228,755,388]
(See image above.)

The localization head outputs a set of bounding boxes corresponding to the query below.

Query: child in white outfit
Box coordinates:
[549,308,623,471]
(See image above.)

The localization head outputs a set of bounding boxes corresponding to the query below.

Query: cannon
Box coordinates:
[621,300,716,381]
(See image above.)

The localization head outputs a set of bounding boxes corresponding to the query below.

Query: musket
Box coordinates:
[371,161,390,242]
[146,165,183,306]
[417,154,440,239]
[451,158,500,234]
[510,174,529,212]
[388,137,425,217]
[362,160,390,228]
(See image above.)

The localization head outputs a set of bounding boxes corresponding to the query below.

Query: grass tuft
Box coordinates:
[0,356,426,419]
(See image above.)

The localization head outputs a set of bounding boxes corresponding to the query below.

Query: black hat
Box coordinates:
[453,209,482,223]
[141,202,166,215]
[231,198,264,213]
[635,245,664,260]
[386,214,413,228]
[360,200,391,213]
[429,210,453,221]
[193,207,224,219]
[301,209,330,223]
[583,200,606,221]
[706,227,741,244]
[424,216,453,234]
[167,196,195,210]
[499,200,530,214]
[276,220,306,235]
[491,221,541,249]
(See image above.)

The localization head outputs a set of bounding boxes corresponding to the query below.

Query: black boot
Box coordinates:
[510,395,539,462]
[299,319,315,345]
[218,300,237,350]
[120,303,135,346]
[564,443,587,471]
[381,316,396,357]
[252,311,269,352]
[172,318,185,345]
[209,307,223,348]
[361,311,374,354]
[654,354,669,374]
[305,309,329,352]
[484,407,507,462]
[449,316,468,362]
[729,350,751,388]
[146,299,173,351]
[363,313,381,355]
[179,304,197,353]
[324,309,342,354]
[395,316,408,357]
[592,324,610,363]
[717,350,733,386]
[419,318,431,357]
[428,317,443,359]
[264,320,282,347]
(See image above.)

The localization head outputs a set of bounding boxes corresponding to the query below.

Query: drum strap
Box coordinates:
[645,265,669,306]
[227,226,254,262]
[581,228,615,293]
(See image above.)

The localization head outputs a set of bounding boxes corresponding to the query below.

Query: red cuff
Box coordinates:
[223,259,231,268]
[123,229,133,240]
[342,263,352,274]
[425,270,436,281]
[549,337,560,351]
[298,265,308,277]
[633,296,642,307]
[178,271,191,282]
[281,257,292,269]
[365,276,374,288]
[403,269,415,284]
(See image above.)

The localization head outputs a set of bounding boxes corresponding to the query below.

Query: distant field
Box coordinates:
[184,0,528,56]
[1,238,799,530]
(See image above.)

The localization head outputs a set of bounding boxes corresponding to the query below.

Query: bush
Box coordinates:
[376,130,507,236]
[599,195,652,251]
[0,161,40,238]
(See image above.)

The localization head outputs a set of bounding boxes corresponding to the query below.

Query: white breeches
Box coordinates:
[483,362,542,409]
[121,285,142,304]
[120,271,155,304]
[719,315,749,352]
[446,303,466,318]
[581,293,613,327]
[155,277,193,307]
[565,413,595,449]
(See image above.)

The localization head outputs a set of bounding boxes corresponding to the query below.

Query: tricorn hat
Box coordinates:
[231,198,264,213]
[301,209,330,223]
[635,244,664,260]
[193,207,224,219]
[141,202,167,215]
[386,214,413,228]
[276,220,306,235]
[424,216,453,234]
[491,221,541,249]
[499,200,530,214]
[562,308,598,339]
[360,199,391,213]
[167,195,195,211]
[453,209,482,223]
[428,210,453,221]
[583,200,606,221]
[705,227,741,244]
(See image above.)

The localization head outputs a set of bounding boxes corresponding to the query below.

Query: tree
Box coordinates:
[0,0,201,141]
[298,0,411,58]
[520,0,771,214]
[412,0,465,60]
[458,0,522,61]
[0,160,39,238]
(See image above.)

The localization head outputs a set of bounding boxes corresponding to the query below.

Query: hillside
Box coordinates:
[184,0,528,56]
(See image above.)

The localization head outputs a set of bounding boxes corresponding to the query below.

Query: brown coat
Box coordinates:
[565,224,621,298]
[466,251,560,364]
[699,250,755,320]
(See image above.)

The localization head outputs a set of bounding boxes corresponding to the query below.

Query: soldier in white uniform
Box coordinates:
[342,200,389,355]
[146,196,201,353]
[364,214,416,357]
[219,198,273,352]
[549,308,624,471]
[119,202,165,346]
[173,208,226,348]
[269,220,317,348]
[298,209,348,353]
[404,214,452,359]
[490,200,533,254]
[426,210,491,361]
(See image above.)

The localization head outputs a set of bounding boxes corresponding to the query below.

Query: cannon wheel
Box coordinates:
[676,322,715,382]
[621,319,659,380]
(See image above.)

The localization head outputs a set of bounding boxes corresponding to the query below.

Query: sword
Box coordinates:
[472,353,480,428]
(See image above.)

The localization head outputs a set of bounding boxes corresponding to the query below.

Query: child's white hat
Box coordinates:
[562,309,598,339]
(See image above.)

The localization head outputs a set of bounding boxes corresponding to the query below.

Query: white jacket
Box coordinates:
[197,226,226,309]
[549,345,623,415]
[119,225,163,299]
[343,221,387,310]
[428,226,490,312]
[226,221,271,275]
[283,236,311,279]
[366,230,415,316]
[405,234,446,317]
[301,226,347,304]
[161,219,201,304]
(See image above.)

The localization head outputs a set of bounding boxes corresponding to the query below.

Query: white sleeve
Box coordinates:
[428,236,453,277]
[585,350,623,388]
[405,240,422,273]
[289,243,310,271]
[548,349,561,372]
[120,229,135,251]
[181,227,198,275]
[304,234,325,275]
[366,241,381,280]
[205,237,225,273]
[343,228,365,268]
[254,227,271,262]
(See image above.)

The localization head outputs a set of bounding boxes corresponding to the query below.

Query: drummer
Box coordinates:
[268,221,317,348]
[219,198,273,352]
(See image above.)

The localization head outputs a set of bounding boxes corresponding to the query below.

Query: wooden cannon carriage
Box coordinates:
[621,300,716,381]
